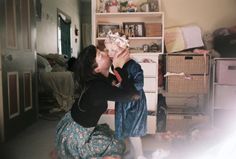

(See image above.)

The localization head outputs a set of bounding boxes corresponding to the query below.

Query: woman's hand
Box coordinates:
[112,48,130,68]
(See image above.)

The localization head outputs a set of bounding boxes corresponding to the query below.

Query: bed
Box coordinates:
[37,53,75,112]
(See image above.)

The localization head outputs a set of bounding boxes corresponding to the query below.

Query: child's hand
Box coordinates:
[112,48,130,68]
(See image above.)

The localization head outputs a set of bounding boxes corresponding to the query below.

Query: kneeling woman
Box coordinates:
[55,45,140,159]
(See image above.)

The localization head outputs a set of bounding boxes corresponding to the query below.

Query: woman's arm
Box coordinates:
[94,80,140,102]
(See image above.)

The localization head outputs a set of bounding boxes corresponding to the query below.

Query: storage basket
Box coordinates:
[167,75,208,93]
[167,54,209,74]
[167,114,209,131]
[165,94,199,108]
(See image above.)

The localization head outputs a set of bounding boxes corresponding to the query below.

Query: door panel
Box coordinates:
[7,72,20,119]
[23,72,32,111]
[0,0,37,141]
[5,0,17,48]
[21,0,31,50]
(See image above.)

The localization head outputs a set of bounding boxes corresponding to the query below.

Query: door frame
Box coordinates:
[0,30,4,143]
[57,8,71,56]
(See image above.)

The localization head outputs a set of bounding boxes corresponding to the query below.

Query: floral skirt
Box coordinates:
[55,112,125,159]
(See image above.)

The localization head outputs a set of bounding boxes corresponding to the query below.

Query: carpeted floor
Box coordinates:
[0,115,229,159]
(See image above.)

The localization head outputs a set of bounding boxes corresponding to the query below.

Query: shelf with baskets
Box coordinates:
[92,0,164,134]
[164,52,211,131]
[212,58,236,129]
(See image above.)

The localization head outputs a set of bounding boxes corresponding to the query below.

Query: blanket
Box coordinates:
[39,71,74,111]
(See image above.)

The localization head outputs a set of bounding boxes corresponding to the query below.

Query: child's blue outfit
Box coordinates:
[115,59,148,139]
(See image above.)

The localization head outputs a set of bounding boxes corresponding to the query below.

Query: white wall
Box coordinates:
[36,0,80,57]
[161,0,236,33]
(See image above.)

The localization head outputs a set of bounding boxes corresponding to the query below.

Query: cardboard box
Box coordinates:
[145,23,162,37]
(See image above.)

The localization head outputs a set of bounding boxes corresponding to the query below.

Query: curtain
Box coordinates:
[59,15,71,58]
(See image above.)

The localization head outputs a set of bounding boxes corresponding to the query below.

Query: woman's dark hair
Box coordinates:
[73,45,98,92]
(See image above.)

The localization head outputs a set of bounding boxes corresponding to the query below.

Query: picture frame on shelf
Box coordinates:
[123,22,145,37]
[97,24,120,38]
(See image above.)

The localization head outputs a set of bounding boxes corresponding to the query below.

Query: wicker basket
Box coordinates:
[167,114,209,131]
[167,54,209,74]
[167,75,208,93]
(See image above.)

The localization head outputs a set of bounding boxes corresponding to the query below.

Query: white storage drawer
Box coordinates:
[140,63,157,77]
[145,93,157,111]
[216,60,236,85]
[144,78,157,92]
[214,85,236,108]
[213,109,236,128]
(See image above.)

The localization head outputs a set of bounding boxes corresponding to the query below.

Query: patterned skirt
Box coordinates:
[55,112,125,159]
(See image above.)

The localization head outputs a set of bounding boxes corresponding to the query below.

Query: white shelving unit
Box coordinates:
[212,58,236,129]
[92,0,164,134]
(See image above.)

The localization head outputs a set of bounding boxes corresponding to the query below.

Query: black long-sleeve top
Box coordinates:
[71,67,139,128]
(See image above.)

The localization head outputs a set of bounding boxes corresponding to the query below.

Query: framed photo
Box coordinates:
[123,22,145,37]
[97,24,120,37]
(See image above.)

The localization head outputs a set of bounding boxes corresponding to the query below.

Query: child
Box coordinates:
[105,31,148,159]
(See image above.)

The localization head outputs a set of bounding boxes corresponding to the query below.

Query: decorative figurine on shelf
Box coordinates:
[98,0,106,13]
[148,0,159,12]
[120,0,128,12]
[150,43,160,52]
[140,2,149,12]
[143,44,149,52]
[119,0,137,12]
[105,0,119,13]
[127,0,137,12]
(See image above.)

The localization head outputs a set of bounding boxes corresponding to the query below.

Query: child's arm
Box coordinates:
[93,75,140,102]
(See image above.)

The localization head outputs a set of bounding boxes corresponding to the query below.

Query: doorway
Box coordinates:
[57,9,71,58]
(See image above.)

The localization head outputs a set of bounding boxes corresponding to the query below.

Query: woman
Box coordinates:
[55,45,140,159]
